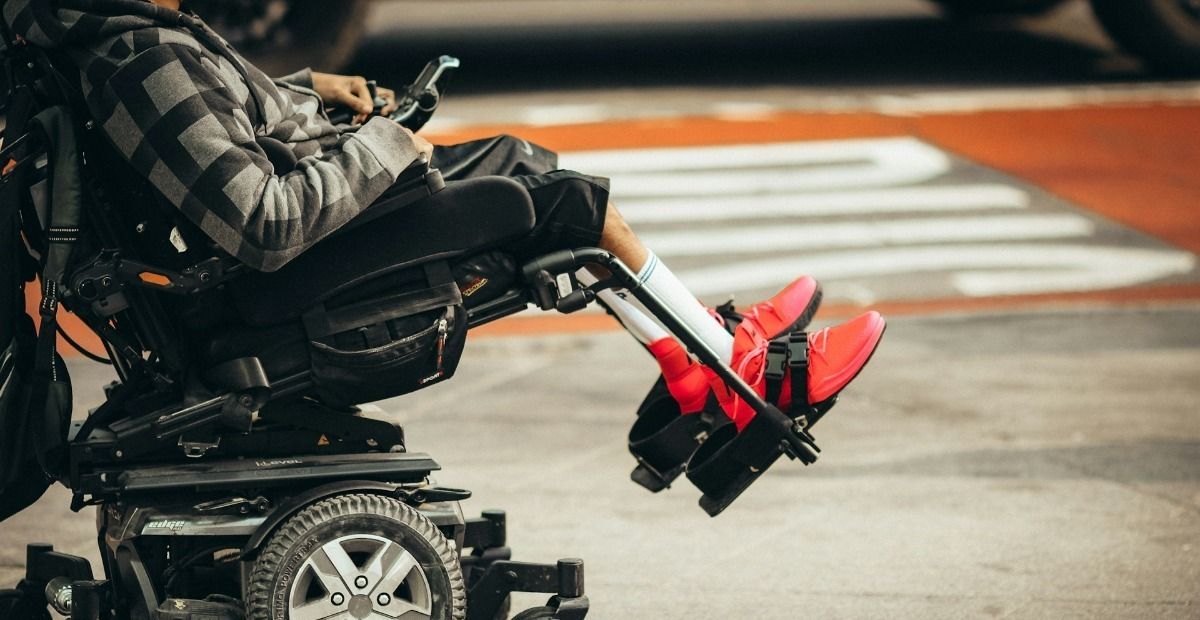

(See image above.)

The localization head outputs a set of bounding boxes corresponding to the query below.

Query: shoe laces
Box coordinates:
[741,300,779,336]
[808,327,829,364]
[728,336,770,421]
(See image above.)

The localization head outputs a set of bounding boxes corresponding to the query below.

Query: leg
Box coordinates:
[592,201,734,361]
[432,135,558,181]
[502,167,881,426]
[597,202,649,272]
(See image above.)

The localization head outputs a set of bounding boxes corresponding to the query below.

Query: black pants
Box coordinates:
[430,135,610,260]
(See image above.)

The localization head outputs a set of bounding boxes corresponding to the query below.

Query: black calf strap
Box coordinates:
[764,331,810,419]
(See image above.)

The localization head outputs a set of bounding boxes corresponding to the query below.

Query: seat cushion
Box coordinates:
[229,176,535,326]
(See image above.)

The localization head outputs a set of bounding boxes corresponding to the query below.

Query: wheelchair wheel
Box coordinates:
[246,494,466,620]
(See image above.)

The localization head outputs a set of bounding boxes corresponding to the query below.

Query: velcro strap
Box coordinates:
[39,279,59,316]
[764,338,789,405]
[786,331,811,416]
[763,331,811,417]
[45,225,79,243]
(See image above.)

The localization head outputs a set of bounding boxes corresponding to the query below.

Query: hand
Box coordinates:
[401,126,435,163]
[312,72,375,124]
[376,85,400,117]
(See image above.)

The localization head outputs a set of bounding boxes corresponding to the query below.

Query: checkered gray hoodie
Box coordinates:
[4,0,419,271]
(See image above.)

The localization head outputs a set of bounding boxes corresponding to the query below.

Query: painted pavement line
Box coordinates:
[561,137,949,196]
[561,136,934,170]
[676,244,1197,298]
[616,185,1030,224]
[639,214,1096,257]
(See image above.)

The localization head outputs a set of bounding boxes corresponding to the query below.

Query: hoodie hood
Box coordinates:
[4,0,268,124]
[3,0,183,49]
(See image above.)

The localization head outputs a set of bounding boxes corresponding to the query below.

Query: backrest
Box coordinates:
[0,17,230,388]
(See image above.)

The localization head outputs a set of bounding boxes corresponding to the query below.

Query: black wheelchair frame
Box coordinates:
[0,22,825,620]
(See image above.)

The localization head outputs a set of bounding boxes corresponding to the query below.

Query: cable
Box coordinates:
[55,324,112,365]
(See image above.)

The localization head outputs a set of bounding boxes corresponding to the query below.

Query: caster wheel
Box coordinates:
[511,607,557,620]
[246,494,466,620]
[0,589,50,620]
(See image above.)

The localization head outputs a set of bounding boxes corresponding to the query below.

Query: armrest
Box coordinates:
[335,160,445,236]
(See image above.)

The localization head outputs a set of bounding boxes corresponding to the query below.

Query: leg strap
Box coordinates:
[764,331,810,418]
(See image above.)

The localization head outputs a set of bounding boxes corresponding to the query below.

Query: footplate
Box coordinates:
[466,559,588,620]
[461,511,588,619]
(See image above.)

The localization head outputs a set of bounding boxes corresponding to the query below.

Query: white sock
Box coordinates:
[577,271,669,345]
[637,253,734,361]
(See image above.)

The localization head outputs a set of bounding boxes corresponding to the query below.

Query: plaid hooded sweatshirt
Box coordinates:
[3,0,419,271]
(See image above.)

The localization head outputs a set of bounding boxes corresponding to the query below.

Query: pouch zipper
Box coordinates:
[435,314,449,372]
[313,320,437,356]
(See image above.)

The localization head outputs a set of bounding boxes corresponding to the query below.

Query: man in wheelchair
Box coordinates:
[0,0,885,618]
[19,0,883,437]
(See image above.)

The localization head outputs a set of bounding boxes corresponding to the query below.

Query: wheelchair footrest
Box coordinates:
[685,398,833,517]
[627,379,730,493]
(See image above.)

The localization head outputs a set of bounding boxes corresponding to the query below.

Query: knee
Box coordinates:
[496,134,524,152]
[602,202,634,238]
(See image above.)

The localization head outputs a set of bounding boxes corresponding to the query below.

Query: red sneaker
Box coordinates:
[649,277,823,414]
[732,276,823,353]
[714,311,886,429]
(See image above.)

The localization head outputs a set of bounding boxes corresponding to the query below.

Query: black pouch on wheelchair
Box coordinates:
[452,250,517,309]
[302,261,467,408]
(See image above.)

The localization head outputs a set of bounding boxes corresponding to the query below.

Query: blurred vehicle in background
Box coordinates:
[197,0,1200,74]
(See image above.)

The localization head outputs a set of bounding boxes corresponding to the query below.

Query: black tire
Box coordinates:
[510,607,557,620]
[0,590,50,620]
[1091,0,1200,73]
[246,493,467,620]
[492,596,512,620]
[933,0,1067,17]
[193,0,370,74]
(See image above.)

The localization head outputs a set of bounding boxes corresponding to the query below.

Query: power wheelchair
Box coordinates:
[0,21,833,620]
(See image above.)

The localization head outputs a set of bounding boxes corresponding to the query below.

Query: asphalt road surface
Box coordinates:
[2,1,1199,618]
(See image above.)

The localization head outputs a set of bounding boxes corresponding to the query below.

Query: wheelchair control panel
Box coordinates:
[328,55,460,132]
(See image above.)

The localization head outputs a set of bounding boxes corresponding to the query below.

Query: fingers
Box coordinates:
[346,76,374,124]
[408,130,434,162]
[377,87,399,117]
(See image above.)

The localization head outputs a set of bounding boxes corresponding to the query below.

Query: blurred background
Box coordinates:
[4,1,1199,618]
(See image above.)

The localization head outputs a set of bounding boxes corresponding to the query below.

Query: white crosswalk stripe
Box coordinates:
[617,185,1030,224]
[560,138,1198,302]
[639,214,1095,256]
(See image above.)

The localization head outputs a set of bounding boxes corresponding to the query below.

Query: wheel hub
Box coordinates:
[347,595,373,619]
[288,533,434,620]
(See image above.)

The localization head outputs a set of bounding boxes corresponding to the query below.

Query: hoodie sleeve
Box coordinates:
[93,43,419,272]
[274,68,314,89]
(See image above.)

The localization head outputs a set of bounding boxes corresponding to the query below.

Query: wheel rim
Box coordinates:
[288,533,434,620]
